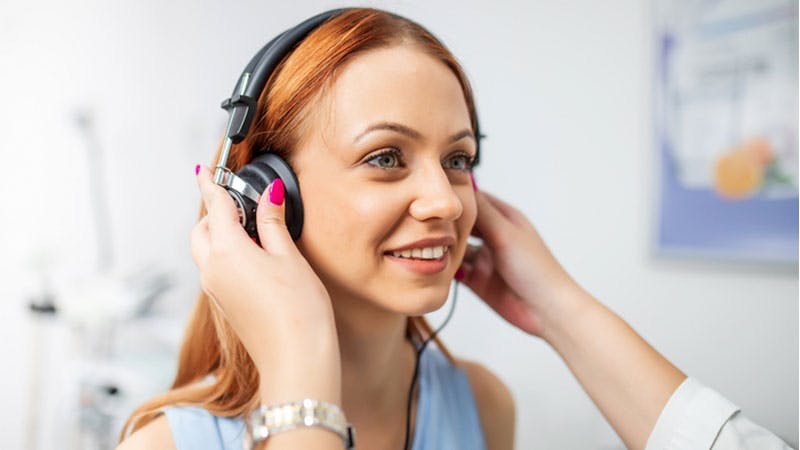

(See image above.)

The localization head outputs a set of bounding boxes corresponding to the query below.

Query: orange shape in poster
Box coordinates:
[713,137,775,200]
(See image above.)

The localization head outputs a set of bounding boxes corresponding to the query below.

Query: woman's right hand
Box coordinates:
[190,165,341,403]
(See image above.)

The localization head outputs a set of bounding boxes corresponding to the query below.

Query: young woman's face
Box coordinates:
[291,45,477,316]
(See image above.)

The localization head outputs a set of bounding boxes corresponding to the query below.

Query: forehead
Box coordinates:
[312,45,472,144]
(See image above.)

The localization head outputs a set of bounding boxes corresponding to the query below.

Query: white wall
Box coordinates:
[1,0,796,448]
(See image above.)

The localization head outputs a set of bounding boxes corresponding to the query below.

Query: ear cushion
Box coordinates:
[236,152,304,241]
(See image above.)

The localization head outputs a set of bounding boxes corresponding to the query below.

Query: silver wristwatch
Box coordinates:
[243,399,356,450]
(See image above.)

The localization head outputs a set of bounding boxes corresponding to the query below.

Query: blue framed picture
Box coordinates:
[654,0,798,263]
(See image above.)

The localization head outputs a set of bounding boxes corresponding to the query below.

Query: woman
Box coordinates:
[118,7,793,450]
[119,8,513,450]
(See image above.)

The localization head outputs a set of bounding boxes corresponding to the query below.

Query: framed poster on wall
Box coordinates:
[654,0,798,263]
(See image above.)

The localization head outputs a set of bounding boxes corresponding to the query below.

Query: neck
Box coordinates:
[330,291,418,429]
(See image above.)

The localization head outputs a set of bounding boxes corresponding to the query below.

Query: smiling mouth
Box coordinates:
[385,245,450,260]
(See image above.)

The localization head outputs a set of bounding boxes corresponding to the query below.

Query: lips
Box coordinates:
[384,236,456,253]
[383,236,455,275]
[384,251,449,275]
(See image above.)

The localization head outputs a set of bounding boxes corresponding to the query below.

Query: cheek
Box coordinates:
[298,182,405,272]
[464,192,478,227]
[299,188,345,256]
[459,191,478,234]
[454,191,478,260]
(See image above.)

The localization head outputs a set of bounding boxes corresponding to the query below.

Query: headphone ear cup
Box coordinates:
[236,152,304,241]
[226,188,260,243]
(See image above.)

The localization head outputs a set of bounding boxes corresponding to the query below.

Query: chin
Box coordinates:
[389,282,453,316]
[326,271,454,316]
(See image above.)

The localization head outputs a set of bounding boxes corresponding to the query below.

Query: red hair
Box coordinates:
[120,7,478,440]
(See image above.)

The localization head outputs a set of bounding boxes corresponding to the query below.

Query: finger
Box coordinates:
[255,178,294,255]
[196,165,246,238]
[463,243,482,265]
[470,191,531,239]
[473,190,513,251]
[459,245,526,324]
[190,216,211,270]
[470,224,485,240]
[481,191,528,227]
[457,243,493,295]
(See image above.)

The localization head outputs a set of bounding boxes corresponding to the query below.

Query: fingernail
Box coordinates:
[470,172,478,192]
[268,178,285,205]
[454,267,465,281]
[195,164,201,176]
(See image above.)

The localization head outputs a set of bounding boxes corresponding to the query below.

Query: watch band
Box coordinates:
[243,399,356,450]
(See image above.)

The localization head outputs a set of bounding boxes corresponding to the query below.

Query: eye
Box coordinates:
[443,152,476,171]
[366,148,404,169]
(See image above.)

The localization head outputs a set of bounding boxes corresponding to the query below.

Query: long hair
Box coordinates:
[120,7,478,440]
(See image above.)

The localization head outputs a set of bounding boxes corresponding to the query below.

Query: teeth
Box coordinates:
[391,245,448,260]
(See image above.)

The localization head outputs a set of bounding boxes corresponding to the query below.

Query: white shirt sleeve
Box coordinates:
[645,377,794,450]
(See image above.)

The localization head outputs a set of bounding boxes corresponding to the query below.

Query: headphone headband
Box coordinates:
[220,9,350,145]
[219,7,481,163]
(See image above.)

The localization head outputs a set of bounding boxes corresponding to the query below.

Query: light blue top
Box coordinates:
[164,346,486,450]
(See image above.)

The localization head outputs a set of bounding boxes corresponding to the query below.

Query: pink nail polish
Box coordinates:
[268,179,285,205]
[470,172,478,192]
[454,268,465,281]
[195,164,201,176]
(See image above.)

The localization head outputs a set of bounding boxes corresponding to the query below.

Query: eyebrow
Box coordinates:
[352,121,475,145]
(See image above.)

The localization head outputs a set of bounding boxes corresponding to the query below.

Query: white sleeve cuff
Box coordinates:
[645,377,740,450]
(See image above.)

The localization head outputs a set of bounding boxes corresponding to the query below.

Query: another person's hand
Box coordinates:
[190,165,340,403]
[458,188,583,339]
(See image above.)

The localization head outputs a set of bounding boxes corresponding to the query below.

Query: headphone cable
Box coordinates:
[402,280,459,450]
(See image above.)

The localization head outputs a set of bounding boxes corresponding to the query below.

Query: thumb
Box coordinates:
[256,178,294,254]
[474,191,512,251]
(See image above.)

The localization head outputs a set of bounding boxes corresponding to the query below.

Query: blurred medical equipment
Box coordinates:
[24,109,177,450]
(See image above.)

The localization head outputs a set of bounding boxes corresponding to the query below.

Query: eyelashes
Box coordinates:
[366,148,403,169]
[365,147,476,171]
[442,151,476,171]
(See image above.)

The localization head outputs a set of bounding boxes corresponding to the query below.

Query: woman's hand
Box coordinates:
[458,189,584,339]
[190,165,341,403]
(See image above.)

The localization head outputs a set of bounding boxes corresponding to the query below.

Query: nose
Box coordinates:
[408,163,464,222]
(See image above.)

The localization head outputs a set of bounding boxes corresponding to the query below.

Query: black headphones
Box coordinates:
[214,8,482,244]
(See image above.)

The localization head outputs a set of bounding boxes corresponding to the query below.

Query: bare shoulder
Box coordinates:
[116,414,176,450]
[456,358,516,450]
